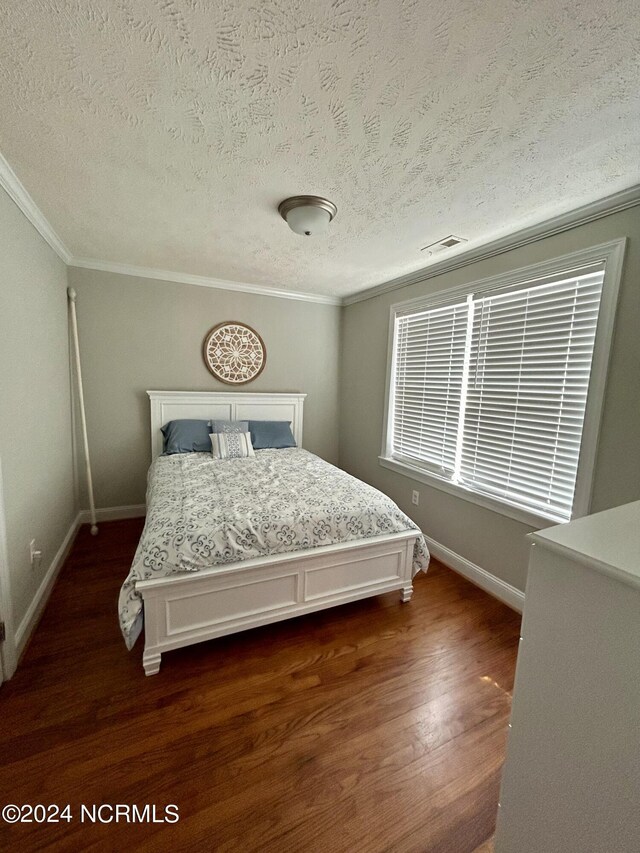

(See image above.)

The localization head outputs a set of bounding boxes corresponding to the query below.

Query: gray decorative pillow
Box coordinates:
[210,420,249,434]
[210,432,255,459]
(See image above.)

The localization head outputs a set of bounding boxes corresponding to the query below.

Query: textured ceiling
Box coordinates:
[1,1,639,298]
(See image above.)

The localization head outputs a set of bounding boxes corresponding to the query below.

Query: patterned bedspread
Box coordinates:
[119,449,429,648]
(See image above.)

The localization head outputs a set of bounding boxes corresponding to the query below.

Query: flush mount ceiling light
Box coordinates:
[278,195,337,237]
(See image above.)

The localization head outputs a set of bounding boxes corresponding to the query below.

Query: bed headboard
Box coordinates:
[147,390,306,460]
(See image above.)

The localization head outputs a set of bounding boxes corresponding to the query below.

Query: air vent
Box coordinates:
[421,235,468,255]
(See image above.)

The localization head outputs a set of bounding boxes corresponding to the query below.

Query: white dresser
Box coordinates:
[495,500,640,853]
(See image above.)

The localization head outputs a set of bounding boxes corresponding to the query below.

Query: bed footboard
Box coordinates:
[137,532,418,675]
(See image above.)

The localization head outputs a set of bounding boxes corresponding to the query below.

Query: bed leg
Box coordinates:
[143,651,161,676]
[401,584,413,603]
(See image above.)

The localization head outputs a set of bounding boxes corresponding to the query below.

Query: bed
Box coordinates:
[121,391,429,675]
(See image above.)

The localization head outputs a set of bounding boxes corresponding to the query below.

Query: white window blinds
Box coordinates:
[392,300,469,476]
[389,266,605,522]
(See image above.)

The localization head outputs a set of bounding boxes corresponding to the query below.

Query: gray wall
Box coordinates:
[0,187,76,631]
[2,188,637,635]
[67,268,341,508]
[340,207,640,592]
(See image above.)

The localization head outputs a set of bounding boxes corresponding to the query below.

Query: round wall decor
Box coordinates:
[202,321,266,385]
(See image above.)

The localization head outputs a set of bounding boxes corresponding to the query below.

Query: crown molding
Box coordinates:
[2,139,638,309]
[70,257,342,306]
[343,183,640,306]
[0,146,340,305]
[0,151,72,264]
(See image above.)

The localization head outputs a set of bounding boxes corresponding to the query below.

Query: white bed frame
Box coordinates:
[137,391,418,675]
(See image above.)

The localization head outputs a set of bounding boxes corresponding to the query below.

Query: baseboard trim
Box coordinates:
[14,504,147,664]
[78,504,146,523]
[15,512,82,658]
[424,534,524,613]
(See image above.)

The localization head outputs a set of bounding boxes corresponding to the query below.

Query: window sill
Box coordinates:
[378,456,564,529]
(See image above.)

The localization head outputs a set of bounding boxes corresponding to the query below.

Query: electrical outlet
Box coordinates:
[412,490,420,506]
[29,539,42,570]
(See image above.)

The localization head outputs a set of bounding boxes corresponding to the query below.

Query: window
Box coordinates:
[381,241,625,525]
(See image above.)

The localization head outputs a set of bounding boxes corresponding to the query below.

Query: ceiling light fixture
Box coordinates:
[278,195,337,237]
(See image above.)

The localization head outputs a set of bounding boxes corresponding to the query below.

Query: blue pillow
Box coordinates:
[161,419,212,454]
[248,420,296,450]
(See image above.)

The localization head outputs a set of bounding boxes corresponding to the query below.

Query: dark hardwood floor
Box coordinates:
[0,520,520,852]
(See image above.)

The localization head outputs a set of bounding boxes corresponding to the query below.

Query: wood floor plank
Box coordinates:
[0,520,520,852]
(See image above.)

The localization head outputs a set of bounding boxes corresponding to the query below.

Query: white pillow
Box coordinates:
[210,431,255,459]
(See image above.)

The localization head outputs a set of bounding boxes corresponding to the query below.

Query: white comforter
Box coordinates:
[119,449,429,648]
